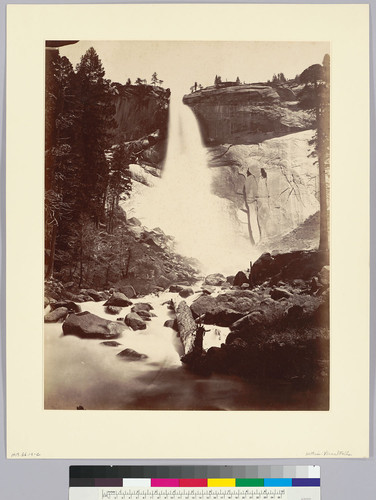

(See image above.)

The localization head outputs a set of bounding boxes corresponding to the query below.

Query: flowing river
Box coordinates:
[45,286,322,410]
[44,287,260,410]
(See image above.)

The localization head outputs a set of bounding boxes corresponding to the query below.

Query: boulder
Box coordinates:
[117,348,148,360]
[205,346,229,373]
[169,284,185,293]
[65,292,93,303]
[179,287,194,298]
[131,302,154,313]
[270,287,293,300]
[226,275,235,286]
[134,310,153,321]
[318,266,330,286]
[125,312,147,330]
[250,250,329,286]
[104,292,133,307]
[221,282,232,289]
[44,297,50,308]
[117,285,137,299]
[204,273,227,286]
[50,300,81,313]
[190,290,257,326]
[156,275,170,289]
[128,226,143,239]
[240,283,250,289]
[82,289,103,302]
[164,319,178,330]
[128,217,142,226]
[97,291,110,301]
[101,341,122,347]
[310,277,320,294]
[44,307,69,323]
[105,305,122,315]
[233,270,249,287]
[201,285,215,295]
[63,281,75,289]
[62,311,125,339]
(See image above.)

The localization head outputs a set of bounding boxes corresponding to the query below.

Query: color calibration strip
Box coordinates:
[70,466,320,488]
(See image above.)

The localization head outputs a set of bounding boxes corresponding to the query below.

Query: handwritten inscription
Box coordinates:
[10,451,41,458]
[306,450,352,457]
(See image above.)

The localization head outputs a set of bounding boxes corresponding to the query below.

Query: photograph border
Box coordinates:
[6,3,369,459]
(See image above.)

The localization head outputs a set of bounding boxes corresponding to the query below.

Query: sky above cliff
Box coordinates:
[59,40,329,94]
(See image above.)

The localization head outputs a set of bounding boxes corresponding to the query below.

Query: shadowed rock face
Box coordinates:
[183,84,314,145]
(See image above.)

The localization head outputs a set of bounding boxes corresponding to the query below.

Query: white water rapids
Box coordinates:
[44,290,260,410]
[126,92,252,274]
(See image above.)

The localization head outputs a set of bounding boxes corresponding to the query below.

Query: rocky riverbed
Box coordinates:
[44,249,329,411]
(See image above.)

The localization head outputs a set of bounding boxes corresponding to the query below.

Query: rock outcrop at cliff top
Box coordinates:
[183,84,314,145]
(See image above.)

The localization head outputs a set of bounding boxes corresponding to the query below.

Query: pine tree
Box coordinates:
[106,143,132,233]
[45,53,77,278]
[298,56,330,252]
[74,47,117,225]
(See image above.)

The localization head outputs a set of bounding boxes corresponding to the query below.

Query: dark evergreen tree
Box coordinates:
[106,142,132,233]
[74,47,117,224]
[298,55,330,252]
[45,53,77,278]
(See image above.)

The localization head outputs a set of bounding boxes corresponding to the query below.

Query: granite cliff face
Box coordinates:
[183,83,320,250]
[183,84,314,145]
[112,83,170,169]
[208,130,319,247]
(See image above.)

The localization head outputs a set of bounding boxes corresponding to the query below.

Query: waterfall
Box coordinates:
[131,91,252,274]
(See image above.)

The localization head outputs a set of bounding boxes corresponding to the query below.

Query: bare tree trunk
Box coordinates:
[317,95,329,253]
[45,222,58,279]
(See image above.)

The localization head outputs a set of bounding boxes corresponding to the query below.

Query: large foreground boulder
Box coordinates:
[190,290,258,326]
[104,292,133,307]
[62,312,125,339]
[250,250,329,286]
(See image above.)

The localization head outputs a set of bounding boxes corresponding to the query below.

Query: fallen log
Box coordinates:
[174,300,197,355]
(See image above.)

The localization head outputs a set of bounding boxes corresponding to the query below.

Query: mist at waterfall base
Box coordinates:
[131,91,256,275]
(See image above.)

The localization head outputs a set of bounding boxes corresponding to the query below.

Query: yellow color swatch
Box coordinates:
[207,478,236,487]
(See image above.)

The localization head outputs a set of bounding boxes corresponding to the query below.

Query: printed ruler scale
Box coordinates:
[69,466,320,500]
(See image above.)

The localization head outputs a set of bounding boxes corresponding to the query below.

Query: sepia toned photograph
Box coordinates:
[44,40,330,411]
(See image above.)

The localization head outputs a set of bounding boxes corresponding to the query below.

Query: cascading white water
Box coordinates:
[132,91,252,274]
